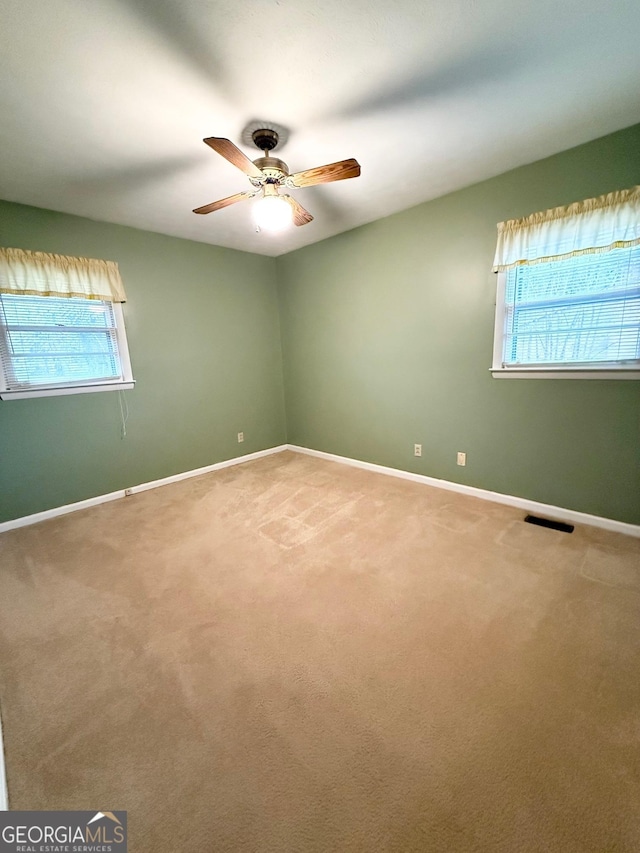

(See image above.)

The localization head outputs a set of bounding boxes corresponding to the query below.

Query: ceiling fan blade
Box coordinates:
[193,191,253,215]
[288,158,361,188]
[203,137,265,179]
[282,195,314,226]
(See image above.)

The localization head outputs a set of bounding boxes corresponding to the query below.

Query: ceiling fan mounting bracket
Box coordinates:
[251,128,279,153]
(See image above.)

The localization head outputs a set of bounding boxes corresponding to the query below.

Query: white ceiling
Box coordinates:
[1,0,639,257]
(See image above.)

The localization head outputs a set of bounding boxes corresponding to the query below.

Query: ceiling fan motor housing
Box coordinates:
[252,156,289,183]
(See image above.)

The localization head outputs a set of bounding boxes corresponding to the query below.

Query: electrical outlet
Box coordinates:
[457,451,466,466]
[237,432,244,443]
[414,443,422,457]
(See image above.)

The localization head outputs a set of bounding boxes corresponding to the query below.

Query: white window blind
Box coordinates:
[0,294,134,398]
[502,244,640,367]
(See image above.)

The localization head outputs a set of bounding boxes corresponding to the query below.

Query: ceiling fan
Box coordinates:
[193,128,361,231]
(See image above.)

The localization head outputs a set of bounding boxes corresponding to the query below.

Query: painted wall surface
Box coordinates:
[277,124,640,524]
[0,201,286,522]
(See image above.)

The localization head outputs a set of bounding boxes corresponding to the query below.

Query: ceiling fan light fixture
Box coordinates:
[253,194,292,232]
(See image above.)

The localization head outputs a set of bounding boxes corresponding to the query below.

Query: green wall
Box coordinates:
[2,125,639,526]
[277,124,640,525]
[0,201,286,523]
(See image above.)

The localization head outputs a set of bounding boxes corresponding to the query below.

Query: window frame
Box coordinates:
[491,266,640,380]
[0,297,135,400]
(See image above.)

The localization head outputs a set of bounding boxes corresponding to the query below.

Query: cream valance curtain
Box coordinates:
[0,247,127,302]
[492,186,640,272]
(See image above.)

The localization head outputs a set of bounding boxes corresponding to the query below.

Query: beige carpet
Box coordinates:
[0,450,639,852]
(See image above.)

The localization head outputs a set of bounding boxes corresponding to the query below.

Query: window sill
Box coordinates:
[491,368,640,380]
[0,380,136,400]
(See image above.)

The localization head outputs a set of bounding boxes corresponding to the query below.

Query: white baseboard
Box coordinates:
[124,445,288,495]
[286,444,640,538]
[0,445,288,535]
[3,441,636,538]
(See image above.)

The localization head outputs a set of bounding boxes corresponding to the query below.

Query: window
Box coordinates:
[0,248,134,400]
[491,187,640,379]
[0,294,134,399]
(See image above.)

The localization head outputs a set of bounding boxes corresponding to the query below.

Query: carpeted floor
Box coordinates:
[0,450,639,851]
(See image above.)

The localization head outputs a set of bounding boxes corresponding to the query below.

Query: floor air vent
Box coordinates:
[524,514,574,533]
